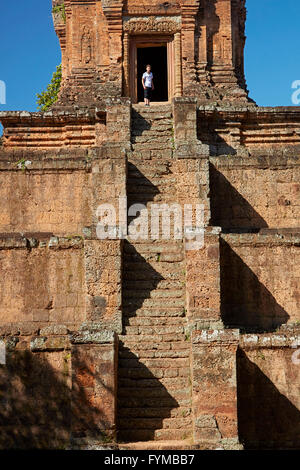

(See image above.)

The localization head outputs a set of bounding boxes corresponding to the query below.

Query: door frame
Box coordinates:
[129,35,175,104]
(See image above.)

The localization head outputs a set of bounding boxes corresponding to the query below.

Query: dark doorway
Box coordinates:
[137,46,168,102]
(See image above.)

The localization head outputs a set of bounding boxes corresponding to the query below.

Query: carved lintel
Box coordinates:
[123,16,181,34]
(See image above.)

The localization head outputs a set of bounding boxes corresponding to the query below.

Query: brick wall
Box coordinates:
[185,228,222,325]
[0,235,123,334]
[238,332,300,449]
[191,330,241,450]
[210,156,300,229]
[0,169,92,235]
[0,328,117,449]
[0,236,85,327]
[220,232,300,331]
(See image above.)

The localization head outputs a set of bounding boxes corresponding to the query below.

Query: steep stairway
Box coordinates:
[117,105,193,446]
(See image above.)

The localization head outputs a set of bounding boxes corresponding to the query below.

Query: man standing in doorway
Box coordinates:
[142,65,154,106]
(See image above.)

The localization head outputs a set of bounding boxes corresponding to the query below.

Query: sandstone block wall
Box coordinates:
[0,236,85,327]
[220,232,300,331]
[210,156,300,229]
[0,97,299,449]
[238,332,300,449]
[192,330,241,450]
[0,328,117,449]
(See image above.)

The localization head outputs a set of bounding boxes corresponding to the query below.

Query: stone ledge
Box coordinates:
[239,330,300,349]
[175,142,210,159]
[197,105,300,118]
[30,336,70,351]
[0,328,118,350]
[192,329,240,345]
[210,154,300,168]
[0,145,126,164]
[0,234,84,250]
[221,231,300,247]
[0,158,92,172]
[0,109,99,124]
[0,322,79,337]
[71,329,116,344]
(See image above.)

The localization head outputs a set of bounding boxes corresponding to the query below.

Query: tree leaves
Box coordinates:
[36,64,62,111]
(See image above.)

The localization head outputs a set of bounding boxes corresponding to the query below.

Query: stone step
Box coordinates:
[119,335,190,352]
[132,116,172,123]
[123,279,184,290]
[118,376,190,389]
[118,406,191,419]
[127,171,172,180]
[124,242,183,254]
[123,268,184,281]
[118,381,191,396]
[122,314,185,325]
[119,356,188,369]
[117,428,192,442]
[127,195,178,204]
[131,117,172,124]
[128,163,171,175]
[122,307,186,317]
[123,289,183,299]
[132,116,172,125]
[127,175,174,185]
[128,151,173,161]
[132,135,173,143]
[131,122,172,130]
[127,186,174,195]
[127,176,177,187]
[118,394,191,408]
[118,417,192,431]
[132,129,172,137]
[119,348,190,359]
[132,142,173,151]
[120,334,187,347]
[122,325,185,336]
[123,298,185,309]
[132,104,172,112]
[125,251,184,262]
[118,440,197,450]
[123,260,184,273]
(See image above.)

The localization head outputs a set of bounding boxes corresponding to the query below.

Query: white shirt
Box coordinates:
[143,72,153,88]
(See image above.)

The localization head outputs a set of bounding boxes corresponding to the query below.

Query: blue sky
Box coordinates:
[0,0,299,112]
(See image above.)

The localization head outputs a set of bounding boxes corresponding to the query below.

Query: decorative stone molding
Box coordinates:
[123,16,181,34]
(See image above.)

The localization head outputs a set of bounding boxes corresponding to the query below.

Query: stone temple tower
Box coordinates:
[0,0,299,451]
[53,0,248,106]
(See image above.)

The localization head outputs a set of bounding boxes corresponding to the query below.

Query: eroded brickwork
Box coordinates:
[0,0,299,451]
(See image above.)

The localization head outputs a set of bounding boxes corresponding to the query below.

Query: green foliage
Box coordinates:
[52,4,66,23]
[36,64,62,111]
[16,157,27,172]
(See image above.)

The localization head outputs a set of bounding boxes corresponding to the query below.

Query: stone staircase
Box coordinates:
[117,105,193,446]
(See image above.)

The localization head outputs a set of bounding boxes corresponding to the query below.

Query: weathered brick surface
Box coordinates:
[0,170,92,235]
[0,331,117,449]
[238,330,300,449]
[220,232,300,331]
[185,228,222,323]
[71,339,118,446]
[0,237,85,326]
[84,240,122,333]
[192,330,241,450]
[210,156,300,229]
[0,347,72,449]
